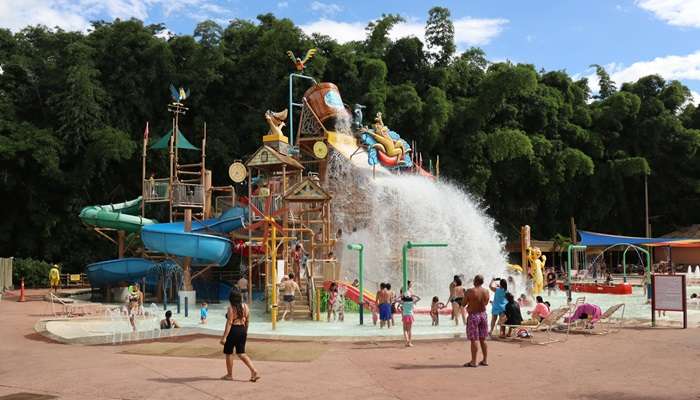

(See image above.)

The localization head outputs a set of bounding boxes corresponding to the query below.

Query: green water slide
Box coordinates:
[79,196,157,233]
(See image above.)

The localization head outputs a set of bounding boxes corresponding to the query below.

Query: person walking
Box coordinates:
[462,275,490,367]
[220,290,260,382]
[280,273,301,321]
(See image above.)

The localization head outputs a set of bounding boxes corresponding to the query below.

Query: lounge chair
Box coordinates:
[599,303,625,333]
[571,303,625,334]
[502,307,570,345]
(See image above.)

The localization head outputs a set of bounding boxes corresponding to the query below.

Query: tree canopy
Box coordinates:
[2,11,700,271]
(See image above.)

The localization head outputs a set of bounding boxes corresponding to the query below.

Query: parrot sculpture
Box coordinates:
[286,49,317,72]
[169,84,190,104]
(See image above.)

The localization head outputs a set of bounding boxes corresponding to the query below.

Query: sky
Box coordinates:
[2,0,700,98]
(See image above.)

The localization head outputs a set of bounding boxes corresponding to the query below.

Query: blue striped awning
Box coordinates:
[577,230,690,247]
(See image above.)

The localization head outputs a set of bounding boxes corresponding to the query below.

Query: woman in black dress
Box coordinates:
[220,290,260,382]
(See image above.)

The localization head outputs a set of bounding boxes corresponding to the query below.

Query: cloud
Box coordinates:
[453,17,509,46]
[300,16,508,47]
[277,1,289,8]
[310,1,342,16]
[0,0,231,32]
[301,19,365,42]
[635,0,700,28]
[0,0,91,31]
[581,50,700,95]
[689,90,700,105]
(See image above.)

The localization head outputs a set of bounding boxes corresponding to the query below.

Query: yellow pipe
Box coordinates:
[270,222,278,330]
[315,288,321,321]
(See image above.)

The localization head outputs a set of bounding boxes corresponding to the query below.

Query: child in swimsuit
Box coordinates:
[200,302,208,324]
[401,296,417,347]
[327,282,338,322]
[430,296,446,326]
[378,283,392,328]
[336,286,346,322]
[370,301,379,325]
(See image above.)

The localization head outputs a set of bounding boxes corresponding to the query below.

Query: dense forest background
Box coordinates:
[3,8,700,272]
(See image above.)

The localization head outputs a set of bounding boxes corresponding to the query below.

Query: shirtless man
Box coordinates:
[280,273,301,320]
[386,283,396,327]
[238,276,249,303]
[462,274,490,368]
[377,283,392,328]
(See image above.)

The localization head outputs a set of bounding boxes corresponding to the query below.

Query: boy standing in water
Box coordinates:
[378,283,392,328]
[462,275,490,368]
[386,283,396,327]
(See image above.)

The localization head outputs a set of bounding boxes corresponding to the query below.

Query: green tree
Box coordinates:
[591,64,616,99]
[425,7,456,66]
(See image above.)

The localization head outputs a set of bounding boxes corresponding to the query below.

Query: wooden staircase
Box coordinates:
[277,278,313,320]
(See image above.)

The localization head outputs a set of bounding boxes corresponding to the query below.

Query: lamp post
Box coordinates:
[401,241,448,294]
[347,243,364,325]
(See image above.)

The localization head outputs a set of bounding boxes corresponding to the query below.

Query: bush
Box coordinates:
[12,258,54,288]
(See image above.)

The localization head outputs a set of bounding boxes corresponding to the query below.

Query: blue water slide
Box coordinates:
[141,207,247,266]
[86,258,155,287]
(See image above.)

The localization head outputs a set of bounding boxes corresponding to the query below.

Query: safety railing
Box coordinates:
[250,195,283,220]
[214,196,235,217]
[172,182,204,207]
[143,178,170,202]
[309,258,339,282]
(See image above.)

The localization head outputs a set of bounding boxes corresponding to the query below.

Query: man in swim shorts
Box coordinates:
[280,273,301,321]
[378,283,392,328]
[462,274,490,368]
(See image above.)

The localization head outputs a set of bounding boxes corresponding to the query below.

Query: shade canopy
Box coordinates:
[578,230,692,247]
[150,128,199,150]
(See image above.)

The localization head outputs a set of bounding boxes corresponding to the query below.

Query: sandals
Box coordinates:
[462,361,488,368]
[220,375,233,381]
[249,374,261,382]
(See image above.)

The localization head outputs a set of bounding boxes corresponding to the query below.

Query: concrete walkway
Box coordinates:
[1,292,699,400]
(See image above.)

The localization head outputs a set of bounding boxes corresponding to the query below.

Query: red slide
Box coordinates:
[323,281,376,308]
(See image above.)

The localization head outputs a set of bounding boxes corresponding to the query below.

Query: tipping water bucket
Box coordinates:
[303,82,347,131]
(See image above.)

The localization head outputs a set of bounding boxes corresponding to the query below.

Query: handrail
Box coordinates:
[288,73,318,146]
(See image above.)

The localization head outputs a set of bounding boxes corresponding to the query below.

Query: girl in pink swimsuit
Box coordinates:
[401,295,417,347]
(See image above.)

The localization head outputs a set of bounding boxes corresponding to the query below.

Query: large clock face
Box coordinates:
[228,162,247,183]
[313,141,328,159]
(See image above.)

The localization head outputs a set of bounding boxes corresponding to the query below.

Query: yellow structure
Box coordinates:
[367,113,408,161]
[49,265,60,290]
[527,247,546,295]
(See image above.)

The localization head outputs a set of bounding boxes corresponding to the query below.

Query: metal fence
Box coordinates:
[143,178,170,201]
[172,183,204,207]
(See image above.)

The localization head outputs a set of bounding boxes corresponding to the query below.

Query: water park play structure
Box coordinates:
[37,51,698,345]
[76,49,509,328]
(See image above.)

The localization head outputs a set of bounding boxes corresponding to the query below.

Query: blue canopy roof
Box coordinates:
[577,230,688,247]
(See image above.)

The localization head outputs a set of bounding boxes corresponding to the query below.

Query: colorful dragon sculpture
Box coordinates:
[360,112,413,168]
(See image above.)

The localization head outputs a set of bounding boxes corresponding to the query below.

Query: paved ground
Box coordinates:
[1,292,699,400]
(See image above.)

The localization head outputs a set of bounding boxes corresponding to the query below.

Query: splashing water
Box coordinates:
[327,148,507,300]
